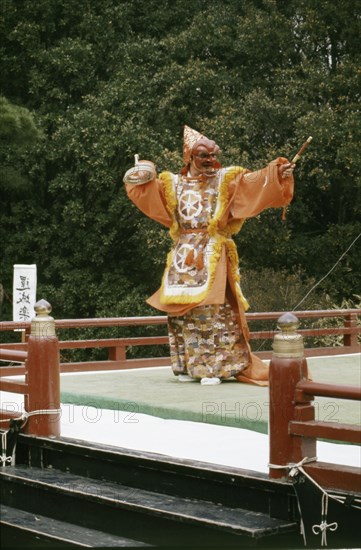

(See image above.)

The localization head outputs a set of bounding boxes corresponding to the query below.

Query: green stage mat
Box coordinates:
[60,354,360,435]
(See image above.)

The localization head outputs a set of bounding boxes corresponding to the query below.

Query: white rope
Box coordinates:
[1,430,13,467]
[0,408,62,425]
[268,457,318,546]
[23,408,62,418]
[312,492,338,547]
[268,456,317,472]
[269,456,345,505]
[0,408,62,467]
[268,457,345,546]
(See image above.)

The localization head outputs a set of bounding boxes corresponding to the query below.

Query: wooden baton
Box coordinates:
[291,136,313,164]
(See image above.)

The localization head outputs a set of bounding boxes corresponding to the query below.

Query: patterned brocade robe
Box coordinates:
[125,158,294,384]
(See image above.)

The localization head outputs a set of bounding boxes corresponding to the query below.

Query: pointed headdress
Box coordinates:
[182,125,221,167]
[183,125,206,165]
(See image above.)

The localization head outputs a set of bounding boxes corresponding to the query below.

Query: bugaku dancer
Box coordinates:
[124,126,295,385]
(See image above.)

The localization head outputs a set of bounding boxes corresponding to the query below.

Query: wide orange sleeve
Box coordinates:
[232,157,294,219]
[125,178,173,228]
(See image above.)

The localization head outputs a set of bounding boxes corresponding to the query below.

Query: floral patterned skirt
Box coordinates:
[167,302,248,379]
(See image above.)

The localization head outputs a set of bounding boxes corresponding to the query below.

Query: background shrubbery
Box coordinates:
[1,0,360,337]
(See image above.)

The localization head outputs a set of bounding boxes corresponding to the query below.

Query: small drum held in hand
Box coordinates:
[123,160,156,185]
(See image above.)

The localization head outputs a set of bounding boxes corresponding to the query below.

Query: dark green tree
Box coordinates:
[0,0,360,324]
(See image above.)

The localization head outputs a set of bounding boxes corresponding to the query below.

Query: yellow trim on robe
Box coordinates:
[159,167,247,306]
[159,171,179,242]
[208,167,245,237]
[225,238,250,311]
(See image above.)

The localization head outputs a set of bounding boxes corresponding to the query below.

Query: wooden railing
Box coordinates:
[0,305,360,485]
[292,380,360,444]
[268,313,360,493]
[0,309,359,376]
[0,301,60,437]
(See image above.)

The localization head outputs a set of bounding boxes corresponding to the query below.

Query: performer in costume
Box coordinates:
[124,126,295,386]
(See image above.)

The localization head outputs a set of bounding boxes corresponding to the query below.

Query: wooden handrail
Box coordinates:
[0,349,27,362]
[59,336,169,349]
[0,308,359,331]
[2,325,358,347]
[0,309,359,375]
[0,377,28,393]
[296,380,361,401]
[289,420,361,444]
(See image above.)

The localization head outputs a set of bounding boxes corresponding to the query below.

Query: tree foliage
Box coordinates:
[0,95,42,195]
[1,0,360,322]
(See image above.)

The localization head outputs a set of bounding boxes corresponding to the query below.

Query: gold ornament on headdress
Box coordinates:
[183,125,206,164]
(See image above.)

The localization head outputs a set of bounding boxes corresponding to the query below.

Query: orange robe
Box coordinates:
[126,158,294,384]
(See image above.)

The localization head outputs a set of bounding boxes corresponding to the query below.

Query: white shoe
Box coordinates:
[200,377,221,386]
[177,374,194,382]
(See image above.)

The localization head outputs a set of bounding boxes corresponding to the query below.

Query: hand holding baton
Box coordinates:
[281,136,313,179]
[291,136,313,164]
[281,136,312,219]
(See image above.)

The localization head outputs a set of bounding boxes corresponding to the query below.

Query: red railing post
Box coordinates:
[24,300,61,437]
[108,345,126,362]
[269,313,316,479]
[343,312,358,350]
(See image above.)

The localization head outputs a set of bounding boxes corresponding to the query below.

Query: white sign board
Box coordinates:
[13,264,37,322]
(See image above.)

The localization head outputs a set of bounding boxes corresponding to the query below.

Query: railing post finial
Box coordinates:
[272,312,304,358]
[31,299,55,338]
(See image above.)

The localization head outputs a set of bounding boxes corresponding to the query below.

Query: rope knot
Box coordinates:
[312,520,338,546]
[311,493,338,546]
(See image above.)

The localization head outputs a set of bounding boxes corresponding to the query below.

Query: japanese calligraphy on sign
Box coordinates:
[13,264,37,322]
